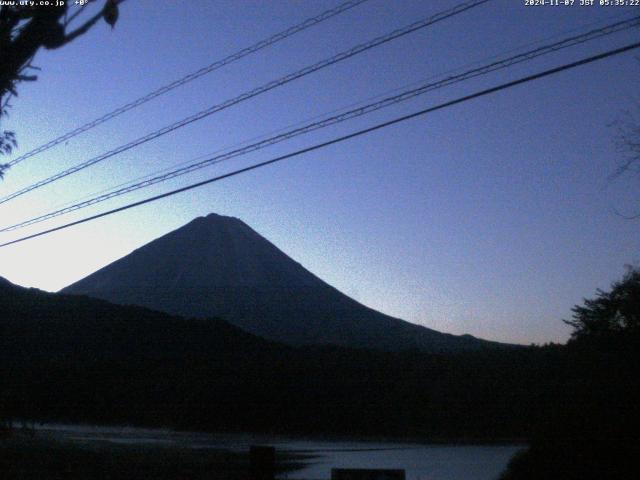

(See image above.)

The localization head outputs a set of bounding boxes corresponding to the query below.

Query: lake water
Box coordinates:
[32,423,523,480]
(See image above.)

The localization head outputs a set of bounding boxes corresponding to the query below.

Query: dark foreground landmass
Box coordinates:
[0,277,544,440]
[0,431,305,480]
[2,270,640,479]
[499,269,640,480]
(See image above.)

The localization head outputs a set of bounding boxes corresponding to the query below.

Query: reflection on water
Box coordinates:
[279,443,522,480]
[33,423,523,480]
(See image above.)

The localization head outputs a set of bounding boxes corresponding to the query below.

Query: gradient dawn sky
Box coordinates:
[1,0,639,345]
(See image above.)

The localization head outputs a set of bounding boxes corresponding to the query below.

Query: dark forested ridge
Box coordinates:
[62,213,510,353]
[4,268,639,480]
[3,275,550,439]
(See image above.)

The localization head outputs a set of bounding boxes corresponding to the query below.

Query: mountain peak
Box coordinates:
[206,212,235,220]
[189,212,244,229]
[62,214,509,352]
[64,212,323,292]
[196,212,242,223]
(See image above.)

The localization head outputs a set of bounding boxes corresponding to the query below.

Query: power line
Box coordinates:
[2,15,637,233]
[38,9,635,216]
[5,0,371,168]
[2,40,638,249]
[0,0,491,206]
[41,1,625,219]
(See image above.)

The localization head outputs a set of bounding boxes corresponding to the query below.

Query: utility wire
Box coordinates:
[0,0,491,206]
[2,15,637,233]
[34,0,625,216]
[41,9,634,216]
[2,40,638,249]
[5,0,371,168]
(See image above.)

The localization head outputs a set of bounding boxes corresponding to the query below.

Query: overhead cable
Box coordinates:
[5,0,372,168]
[2,15,637,232]
[0,0,491,205]
[2,40,638,248]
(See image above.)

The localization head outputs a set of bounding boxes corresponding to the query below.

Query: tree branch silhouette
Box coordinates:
[0,0,122,178]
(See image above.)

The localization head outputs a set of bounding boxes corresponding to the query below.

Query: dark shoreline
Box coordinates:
[0,431,309,480]
[1,424,524,480]
[12,420,528,447]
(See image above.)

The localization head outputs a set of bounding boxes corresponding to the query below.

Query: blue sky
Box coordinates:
[1,0,639,344]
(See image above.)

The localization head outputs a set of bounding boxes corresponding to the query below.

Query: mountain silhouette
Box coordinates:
[0,273,540,438]
[62,213,506,352]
